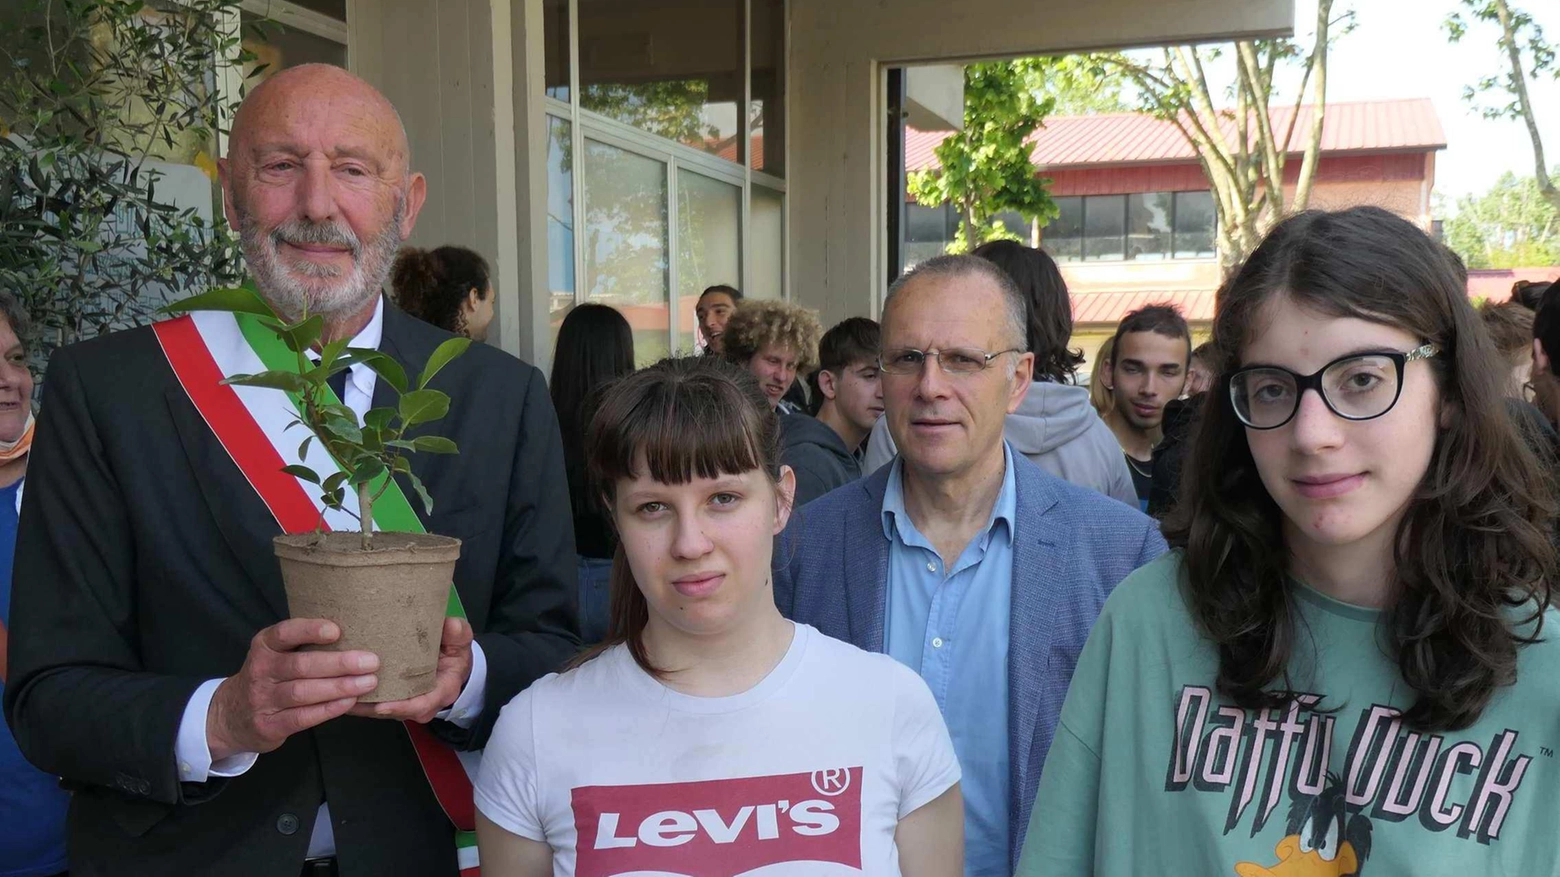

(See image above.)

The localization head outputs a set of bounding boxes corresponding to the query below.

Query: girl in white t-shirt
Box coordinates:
[475,356,964,877]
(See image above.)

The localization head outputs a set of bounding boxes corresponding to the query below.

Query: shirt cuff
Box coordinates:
[435,641,486,729]
[176,678,259,783]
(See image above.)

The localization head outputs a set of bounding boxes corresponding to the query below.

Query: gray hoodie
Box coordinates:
[861,382,1137,506]
[781,413,863,508]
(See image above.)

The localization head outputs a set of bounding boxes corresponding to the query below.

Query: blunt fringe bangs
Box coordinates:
[578,356,783,677]
[1164,205,1556,732]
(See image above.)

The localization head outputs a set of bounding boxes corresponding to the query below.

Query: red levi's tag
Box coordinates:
[570,768,864,877]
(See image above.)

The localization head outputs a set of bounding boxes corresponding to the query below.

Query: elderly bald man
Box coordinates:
[3,65,579,877]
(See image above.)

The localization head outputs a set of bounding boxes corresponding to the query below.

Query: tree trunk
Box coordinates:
[1292,0,1333,212]
[1496,0,1560,214]
[357,480,374,551]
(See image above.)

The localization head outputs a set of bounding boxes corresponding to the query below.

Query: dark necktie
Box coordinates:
[328,367,349,402]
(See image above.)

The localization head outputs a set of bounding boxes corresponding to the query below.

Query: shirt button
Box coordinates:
[926,561,937,572]
[179,762,192,776]
[276,813,300,835]
[931,637,944,649]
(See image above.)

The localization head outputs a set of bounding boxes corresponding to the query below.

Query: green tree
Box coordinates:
[1039,55,1132,116]
[906,59,1060,252]
[1104,0,1351,270]
[1444,171,1560,269]
[0,0,253,374]
[1446,0,1560,215]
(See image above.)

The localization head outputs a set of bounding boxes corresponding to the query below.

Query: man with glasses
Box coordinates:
[773,255,1166,875]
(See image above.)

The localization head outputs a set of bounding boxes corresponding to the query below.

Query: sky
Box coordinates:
[1292,0,1560,208]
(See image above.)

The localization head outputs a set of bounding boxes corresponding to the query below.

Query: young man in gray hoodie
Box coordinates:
[863,241,1135,505]
[784,318,884,506]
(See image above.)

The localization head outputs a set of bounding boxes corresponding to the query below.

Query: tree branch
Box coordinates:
[1292,0,1334,212]
[1495,0,1560,212]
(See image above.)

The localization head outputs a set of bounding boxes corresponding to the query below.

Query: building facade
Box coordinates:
[903,98,1448,369]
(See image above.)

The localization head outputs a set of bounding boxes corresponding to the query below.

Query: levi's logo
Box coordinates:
[571,768,864,877]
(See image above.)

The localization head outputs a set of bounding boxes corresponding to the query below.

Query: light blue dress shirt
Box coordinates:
[883,443,1016,877]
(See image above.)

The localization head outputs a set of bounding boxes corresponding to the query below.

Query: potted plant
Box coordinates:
[166,287,470,702]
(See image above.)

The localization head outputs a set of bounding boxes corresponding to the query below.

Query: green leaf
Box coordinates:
[318,337,350,370]
[278,315,324,354]
[324,471,350,494]
[160,286,275,318]
[281,464,321,484]
[364,408,396,431]
[223,371,308,394]
[351,458,387,484]
[411,436,458,454]
[417,337,471,389]
[399,389,451,426]
[406,470,435,515]
[347,350,409,394]
[323,415,363,444]
[391,456,413,474]
[298,436,313,460]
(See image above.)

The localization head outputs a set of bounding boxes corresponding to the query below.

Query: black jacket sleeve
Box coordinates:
[4,347,206,806]
[447,364,580,749]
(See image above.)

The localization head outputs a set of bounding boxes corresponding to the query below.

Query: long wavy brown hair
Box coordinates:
[1164,206,1555,731]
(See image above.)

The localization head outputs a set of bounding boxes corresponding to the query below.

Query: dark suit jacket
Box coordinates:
[772,454,1166,869]
[3,300,580,877]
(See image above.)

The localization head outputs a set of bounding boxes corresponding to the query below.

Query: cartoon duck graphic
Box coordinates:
[1234,773,1373,877]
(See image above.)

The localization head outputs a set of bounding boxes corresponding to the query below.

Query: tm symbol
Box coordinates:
[1542,747,1554,758]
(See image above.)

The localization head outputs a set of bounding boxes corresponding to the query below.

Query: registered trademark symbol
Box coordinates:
[811,768,852,796]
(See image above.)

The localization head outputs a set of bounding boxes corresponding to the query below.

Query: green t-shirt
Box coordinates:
[1016,553,1560,876]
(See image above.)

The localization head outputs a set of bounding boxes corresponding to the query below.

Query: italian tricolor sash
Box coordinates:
[152,309,480,876]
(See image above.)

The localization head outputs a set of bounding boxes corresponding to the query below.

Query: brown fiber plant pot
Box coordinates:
[274,532,462,703]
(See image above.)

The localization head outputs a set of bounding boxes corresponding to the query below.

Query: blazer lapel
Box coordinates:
[1007,463,1069,835]
[164,388,291,620]
[843,471,891,651]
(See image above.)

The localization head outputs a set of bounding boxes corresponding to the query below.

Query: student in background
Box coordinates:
[785,317,883,506]
[0,293,67,877]
[475,357,964,877]
[721,300,822,415]
[549,304,635,644]
[1101,304,1191,510]
[695,284,741,357]
[1087,336,1116,416]
[1018,206,1560,875]
[392,244,496,341]
[865,241,1135,505]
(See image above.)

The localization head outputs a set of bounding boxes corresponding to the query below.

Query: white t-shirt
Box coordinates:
[475,623,960,877]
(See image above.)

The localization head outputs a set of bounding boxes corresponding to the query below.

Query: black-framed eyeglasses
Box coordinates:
[1228,344,1440,430]
[878,347,1024,376]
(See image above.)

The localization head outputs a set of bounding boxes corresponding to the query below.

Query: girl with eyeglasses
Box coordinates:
[1015,206,1560,875]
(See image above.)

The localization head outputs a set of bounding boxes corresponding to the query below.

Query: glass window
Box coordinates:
[1174,191,1217,259]
[544,0,569,100]
[992,210,1029,243]
[750,186,784,300]
[677,170,742,353]
[241,12,347,81]
[583,139,669,365]
[1044,197,1083,262]
[906,202,950,244]
[1126,193,1172,261]
[578,0,743,164]
[547,117,576,346]
[1084,195,1126,261]
[751,0,785,176]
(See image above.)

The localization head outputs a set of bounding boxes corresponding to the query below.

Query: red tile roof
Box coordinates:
[907,99,1446,173]
[1070,289,1216,326]
[1467,268,1560,303]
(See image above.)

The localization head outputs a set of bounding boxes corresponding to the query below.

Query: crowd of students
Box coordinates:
[464,203,1560,876]
[4,63,1558,877]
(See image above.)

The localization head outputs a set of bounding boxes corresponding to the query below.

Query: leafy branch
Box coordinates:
[165,288,470,550]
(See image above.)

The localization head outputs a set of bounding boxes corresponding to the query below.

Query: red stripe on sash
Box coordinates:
[406,722,477,831]
[153,317,323,533]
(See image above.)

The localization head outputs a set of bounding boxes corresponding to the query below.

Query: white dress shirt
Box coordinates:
[173,297,488,857]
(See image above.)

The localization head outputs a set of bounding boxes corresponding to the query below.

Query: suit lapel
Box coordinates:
[844,471,891,651]
[164,388,291,620]
[1007,463,1068,831]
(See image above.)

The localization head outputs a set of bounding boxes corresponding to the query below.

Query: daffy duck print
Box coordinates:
[1235,773,1374,877]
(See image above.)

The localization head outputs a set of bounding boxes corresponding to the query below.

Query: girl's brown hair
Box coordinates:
[1165,206,1555,731]
[579,356,785,676]
[390,245,490,336]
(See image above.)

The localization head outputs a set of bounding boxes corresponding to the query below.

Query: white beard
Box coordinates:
[238,197,406,320]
